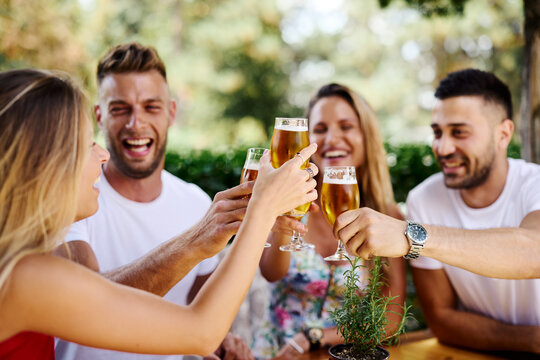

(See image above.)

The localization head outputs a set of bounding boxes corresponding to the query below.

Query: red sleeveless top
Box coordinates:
[0,331,54,359]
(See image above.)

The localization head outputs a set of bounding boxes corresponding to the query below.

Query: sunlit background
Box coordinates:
[0,0,524,152]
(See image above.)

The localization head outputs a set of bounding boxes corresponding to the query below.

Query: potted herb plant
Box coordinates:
[329,256,410,360]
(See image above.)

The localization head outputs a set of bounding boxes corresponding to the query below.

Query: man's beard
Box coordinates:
[106,136,167,179]
[440,149,495,190]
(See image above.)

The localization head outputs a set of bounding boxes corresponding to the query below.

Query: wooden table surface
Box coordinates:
[297,330,515,360]
[386,338,508,360]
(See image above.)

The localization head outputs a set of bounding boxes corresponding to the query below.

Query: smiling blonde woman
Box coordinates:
[0,69,318,359]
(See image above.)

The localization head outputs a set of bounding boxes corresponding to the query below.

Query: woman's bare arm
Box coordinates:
[0,145,319,355]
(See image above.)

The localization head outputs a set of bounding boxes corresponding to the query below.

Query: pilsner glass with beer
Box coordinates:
[270,117,314,252]
[321,166,360,261]
[241,148,264,185]
[240,147,271,248]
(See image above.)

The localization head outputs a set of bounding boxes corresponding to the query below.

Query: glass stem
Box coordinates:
[336,240,346,255]
[292,230,302,246]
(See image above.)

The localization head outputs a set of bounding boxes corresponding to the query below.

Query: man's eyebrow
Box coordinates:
[107,98,164,107]
[430,122,469,129]
[108,100,129,106]
[144,98,165,103]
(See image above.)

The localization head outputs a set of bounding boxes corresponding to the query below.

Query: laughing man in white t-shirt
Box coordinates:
[334,69,540,354]
[54,43,253,360]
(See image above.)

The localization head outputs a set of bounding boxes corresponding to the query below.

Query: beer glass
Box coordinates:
[270,117,314,252]
[321,166,360,261]
[240,148,271,248]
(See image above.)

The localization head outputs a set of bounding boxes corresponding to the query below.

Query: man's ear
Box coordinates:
[95,104,104,130]
[168,99,177,127]
[497,118,514,151]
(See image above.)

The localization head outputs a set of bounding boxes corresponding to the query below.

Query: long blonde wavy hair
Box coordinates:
[0,69,89,293]
[306,83,395,215]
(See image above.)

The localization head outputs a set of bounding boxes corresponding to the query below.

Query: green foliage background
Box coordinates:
[0,0,525,149]
[165,142,522,202]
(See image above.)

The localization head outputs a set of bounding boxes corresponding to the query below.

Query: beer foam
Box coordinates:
[323,176,357,184]
[243,161,260,170]
[275,124,308,132]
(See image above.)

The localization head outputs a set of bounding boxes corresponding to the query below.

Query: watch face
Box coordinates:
[408,223,427,244]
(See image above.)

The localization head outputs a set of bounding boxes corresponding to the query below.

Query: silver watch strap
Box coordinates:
[404,243,423,260]
[404,220,425,260]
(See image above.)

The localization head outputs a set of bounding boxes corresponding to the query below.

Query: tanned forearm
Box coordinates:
[91,182,252,296]
[423,223,540,279]
[336,208,540,279]
[52,241,100,272]
[104,230,209,297]
[428,308,540,354]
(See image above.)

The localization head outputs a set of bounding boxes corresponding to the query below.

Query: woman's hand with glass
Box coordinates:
[251,143,319,221]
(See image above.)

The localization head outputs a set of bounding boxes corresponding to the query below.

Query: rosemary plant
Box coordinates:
[330,256,410,358]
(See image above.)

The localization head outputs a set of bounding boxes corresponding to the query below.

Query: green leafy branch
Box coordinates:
[330,256,412,357]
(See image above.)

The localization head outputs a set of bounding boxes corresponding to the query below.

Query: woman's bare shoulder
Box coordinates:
[0,255,65,337]
[0,254,109,339]
[10,253,96,286]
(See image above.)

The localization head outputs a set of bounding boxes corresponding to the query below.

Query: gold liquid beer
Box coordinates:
[240,159,259,184]
[322,166,359,260]
[240,148,272,248]
[270,119,311,217]
[240,148,264,199]
[321,178,360,226]
[240,167,259,184]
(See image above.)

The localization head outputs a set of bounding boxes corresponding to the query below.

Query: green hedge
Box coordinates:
[165,147,247,198]
[164,142,522,203]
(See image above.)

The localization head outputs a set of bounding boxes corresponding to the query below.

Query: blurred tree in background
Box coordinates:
[378,0,539,163]
[0,0,90,79]
[170,0,296,147]
[279,0,523,145]
[0,0,524,152]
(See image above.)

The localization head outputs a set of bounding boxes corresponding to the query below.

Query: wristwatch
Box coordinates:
[403,220,428,260]
[303,327,323,351]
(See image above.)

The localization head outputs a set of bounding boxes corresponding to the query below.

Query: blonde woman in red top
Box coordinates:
[0,69,318,359]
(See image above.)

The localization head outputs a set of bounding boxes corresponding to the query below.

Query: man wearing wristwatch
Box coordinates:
[335,69,540,355]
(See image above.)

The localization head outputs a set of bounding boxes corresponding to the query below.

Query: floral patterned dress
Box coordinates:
[252,249,368,359]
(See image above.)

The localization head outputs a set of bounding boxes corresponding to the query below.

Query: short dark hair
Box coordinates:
[97,42,166,84]
[434,68,512,120]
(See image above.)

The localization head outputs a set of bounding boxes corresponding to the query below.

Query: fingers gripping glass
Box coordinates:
[270,117,314,252]
[321,166,360,261]
[240,147,271,248]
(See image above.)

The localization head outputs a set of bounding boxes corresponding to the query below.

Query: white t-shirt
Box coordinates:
[408,159,540,326]
[55,171,218,360]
